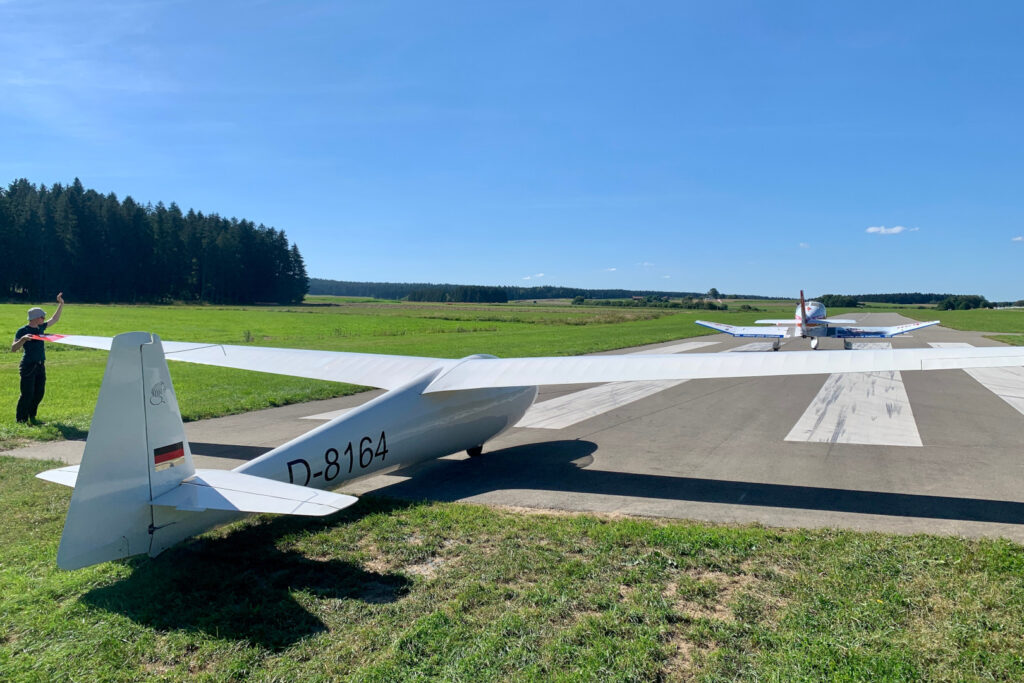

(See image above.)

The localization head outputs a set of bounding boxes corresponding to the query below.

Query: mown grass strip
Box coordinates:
[898,307,1024,335]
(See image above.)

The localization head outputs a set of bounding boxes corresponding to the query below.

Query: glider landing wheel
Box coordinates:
[467,445,484,458]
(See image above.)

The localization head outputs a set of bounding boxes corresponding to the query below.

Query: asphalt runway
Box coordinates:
[8,312,1024,540]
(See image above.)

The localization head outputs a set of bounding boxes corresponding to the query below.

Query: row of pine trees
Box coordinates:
[0,178,308,305]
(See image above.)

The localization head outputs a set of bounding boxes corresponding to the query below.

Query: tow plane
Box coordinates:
[696,291,940,350]
[34,331,1024,569]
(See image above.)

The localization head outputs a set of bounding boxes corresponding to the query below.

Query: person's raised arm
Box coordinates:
[46,292,64,327]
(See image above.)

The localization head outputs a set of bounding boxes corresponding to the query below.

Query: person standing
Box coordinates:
[11,293,64,424]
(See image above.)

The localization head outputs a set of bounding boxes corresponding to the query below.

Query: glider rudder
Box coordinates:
[52,332,195,570]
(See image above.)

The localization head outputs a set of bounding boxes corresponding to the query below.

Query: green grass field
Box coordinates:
[3,457,1024,681]
[898,307,1024,346]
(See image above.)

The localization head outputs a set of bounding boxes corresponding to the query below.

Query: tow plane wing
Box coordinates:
[694,321,788,338]
[831,321,940,338]
[754,319,797,325]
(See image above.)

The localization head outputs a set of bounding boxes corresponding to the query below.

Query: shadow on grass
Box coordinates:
[82,500,416,650]
[44,421,88,440]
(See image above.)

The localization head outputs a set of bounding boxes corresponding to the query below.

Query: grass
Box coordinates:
[897,307,1024,346]
[3,456,1024,681]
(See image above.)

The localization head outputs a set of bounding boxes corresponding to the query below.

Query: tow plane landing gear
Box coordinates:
[810,337,819,350]
[772,339,781,351]
[467,445,483,458]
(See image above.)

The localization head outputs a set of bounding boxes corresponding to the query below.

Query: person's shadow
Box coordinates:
[82,500,414,650]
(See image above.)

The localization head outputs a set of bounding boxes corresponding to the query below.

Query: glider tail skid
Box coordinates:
[37,333,357,570]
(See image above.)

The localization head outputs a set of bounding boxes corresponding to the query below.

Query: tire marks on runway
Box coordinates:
[785,342,923,447]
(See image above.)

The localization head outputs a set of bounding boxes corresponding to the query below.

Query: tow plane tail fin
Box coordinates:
[41,332,195,570]
[798,290,808,336]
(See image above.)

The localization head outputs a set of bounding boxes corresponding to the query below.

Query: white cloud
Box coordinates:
[604,267,617,272]
[1013,236,1023,242]
[637,261,655,267]
[534,272,544,278]
[799,242,810,249]
[522,273,545,280]
[662,275,671,279]
[866,226,919,235]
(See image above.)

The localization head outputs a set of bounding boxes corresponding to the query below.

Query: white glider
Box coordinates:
[696,291,940,350]
[35,331,1024,569]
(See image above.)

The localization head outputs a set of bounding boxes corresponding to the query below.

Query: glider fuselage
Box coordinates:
[239,369,537,489]
[147,367,537,556]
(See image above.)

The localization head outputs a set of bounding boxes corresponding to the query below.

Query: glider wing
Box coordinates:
[421,346,1024,393]
[48,334,452,390]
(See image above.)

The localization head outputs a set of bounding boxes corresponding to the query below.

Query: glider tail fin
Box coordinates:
[52,332,195,570]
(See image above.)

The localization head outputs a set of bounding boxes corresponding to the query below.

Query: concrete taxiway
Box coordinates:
[7,312,1024,540]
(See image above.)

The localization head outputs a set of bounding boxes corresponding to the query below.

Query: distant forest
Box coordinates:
[814,293,963,306]
[311,279,1003,306]
[309,279,781,303]
[817,293,1022,309]
[0,178,309,304]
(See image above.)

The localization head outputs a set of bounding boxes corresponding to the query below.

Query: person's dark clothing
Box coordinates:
[17,362,45,423]
[15,323,47,423]
[15,323,47,365]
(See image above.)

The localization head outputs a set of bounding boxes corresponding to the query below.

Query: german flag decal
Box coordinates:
[154,442,185,466]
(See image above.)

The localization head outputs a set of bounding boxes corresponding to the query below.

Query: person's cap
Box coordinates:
[27,307,45,320]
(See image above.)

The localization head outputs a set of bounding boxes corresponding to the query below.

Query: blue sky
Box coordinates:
[2,1,1023,299]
